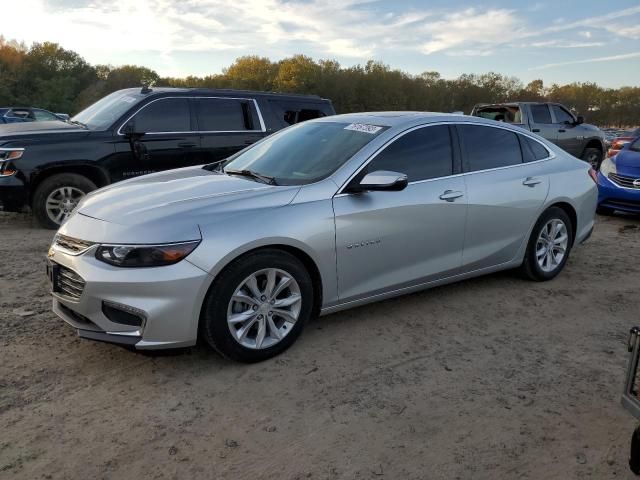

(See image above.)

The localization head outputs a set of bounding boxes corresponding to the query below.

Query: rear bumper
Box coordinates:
[0,174,28,211]
[597,172,640,213]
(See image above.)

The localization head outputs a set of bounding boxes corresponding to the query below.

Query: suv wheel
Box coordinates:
[520,207,573,281]
[200,249,314,362]
[33,173,96,229]
[581,147,602,169]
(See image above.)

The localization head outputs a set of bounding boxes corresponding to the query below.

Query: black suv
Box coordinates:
[0,88,335,228]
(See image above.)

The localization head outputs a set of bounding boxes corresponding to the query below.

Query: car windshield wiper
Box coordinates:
[68,119,88,129]
[224,169,277,185]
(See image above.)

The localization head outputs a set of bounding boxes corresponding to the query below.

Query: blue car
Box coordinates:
[597,136,640,215]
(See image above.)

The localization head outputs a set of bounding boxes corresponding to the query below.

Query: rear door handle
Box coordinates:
[532,128,540,133]
[523,177,542,187]
[439,190,464,202]
[558,129,566,133]
[178,142,197,148]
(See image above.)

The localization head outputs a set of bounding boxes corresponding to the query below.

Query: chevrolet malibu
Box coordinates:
[47,113,598,362]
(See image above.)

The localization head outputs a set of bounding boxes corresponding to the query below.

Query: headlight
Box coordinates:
[95,241,200,267]
[0,148,23,176]
[599,157,616,178]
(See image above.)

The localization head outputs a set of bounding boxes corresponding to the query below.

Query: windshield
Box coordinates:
[222,121,388,185]
[71,90,145,130]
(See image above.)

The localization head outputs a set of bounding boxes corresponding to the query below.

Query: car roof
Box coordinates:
[313,111,521,130]
[117,87,331,102]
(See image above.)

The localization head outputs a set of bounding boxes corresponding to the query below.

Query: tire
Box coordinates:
[581,147,602,169]
[32,173,96,229]
[596,205,615,216]
[199,249,314,363]
[520,207,573,281]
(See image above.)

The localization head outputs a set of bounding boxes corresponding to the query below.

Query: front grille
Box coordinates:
[55,265,86,300]
[54,234,95,254]
[608,173,640,189]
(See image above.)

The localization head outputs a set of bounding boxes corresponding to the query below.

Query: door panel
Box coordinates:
[197,132,264,165]
[528,104,557,144]
[333,177,467,302]
[462,162,549,269]
[551,105,582,155]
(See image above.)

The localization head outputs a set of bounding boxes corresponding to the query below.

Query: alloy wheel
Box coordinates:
[535,219,569,273]
[227,268,302,349]
[45,186,85,225]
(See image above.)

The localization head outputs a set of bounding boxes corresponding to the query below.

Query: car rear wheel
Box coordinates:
[33,173,96,229]
[200,249,313,362]
[520,207,573,281]
[581,147,602,169]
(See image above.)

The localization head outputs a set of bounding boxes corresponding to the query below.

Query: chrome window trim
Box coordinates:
[116,96,267,135]
[335,120,554,196]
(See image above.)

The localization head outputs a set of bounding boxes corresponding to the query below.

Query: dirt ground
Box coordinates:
[1,211,639,480]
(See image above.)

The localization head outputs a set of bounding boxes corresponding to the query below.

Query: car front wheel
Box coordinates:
[200,249,314,362]
[520,207,573,281]
[581,147,602,169]
[32,173,96,229]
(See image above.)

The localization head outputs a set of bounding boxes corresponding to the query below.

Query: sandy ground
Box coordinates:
[1,211,639,480]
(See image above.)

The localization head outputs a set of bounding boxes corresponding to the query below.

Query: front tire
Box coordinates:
[581,147,602,169]
[200,249,314,363]
[520,207,573,281]
[32,173,96,229]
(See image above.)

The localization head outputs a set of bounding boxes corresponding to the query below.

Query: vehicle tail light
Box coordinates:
[588,168,598,183]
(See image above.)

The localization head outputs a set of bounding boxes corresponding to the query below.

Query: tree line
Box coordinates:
[1,38,638,127]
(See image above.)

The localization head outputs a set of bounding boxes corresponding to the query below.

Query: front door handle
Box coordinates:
[439,190,464,202]
[558,129,566,133]
[532,128,540,133]
[523,177,542,187]
[178,142,197,148]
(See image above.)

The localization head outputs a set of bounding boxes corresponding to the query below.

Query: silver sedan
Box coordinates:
[48,113,598,362]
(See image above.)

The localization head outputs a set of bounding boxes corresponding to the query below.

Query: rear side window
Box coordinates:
[520,135,550,161]
[367,125,453,182]
[134,98,190,133]
[270,101,328,126]
[530,104,552,124]
[551,105,574,124]
[459,124,522,171]
[196,98,258,131]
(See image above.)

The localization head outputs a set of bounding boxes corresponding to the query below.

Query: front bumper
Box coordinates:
[48,244,212,350]
[597,172,640,213]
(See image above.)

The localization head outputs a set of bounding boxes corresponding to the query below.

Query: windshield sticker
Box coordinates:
[344,123,383,134]
[120,96,137,104]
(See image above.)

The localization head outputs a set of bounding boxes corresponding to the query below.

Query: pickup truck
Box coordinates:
[0,87,335,228]
[471,102,606,168]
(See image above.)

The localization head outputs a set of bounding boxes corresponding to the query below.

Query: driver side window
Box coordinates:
[133,98,191,133]
[366,125,453,182]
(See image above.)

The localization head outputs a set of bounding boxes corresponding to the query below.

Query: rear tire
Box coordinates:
[199,249,314,363]
[581,147,602,169]
[520,207,573,281]
[32,173,96,229]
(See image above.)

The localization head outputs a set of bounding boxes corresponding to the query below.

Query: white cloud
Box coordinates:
[530,52,640,70]
[1,0,639,77]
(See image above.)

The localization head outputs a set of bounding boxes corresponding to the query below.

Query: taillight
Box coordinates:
[588,168,598,183]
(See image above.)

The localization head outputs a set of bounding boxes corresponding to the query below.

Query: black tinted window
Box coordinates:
[134,98,190,133]
[551,105,574,124]
[530,104,552,124]
[521,136,549,161]
[367,125,453,182]
[196,98,253,131]
[459,125,522,171]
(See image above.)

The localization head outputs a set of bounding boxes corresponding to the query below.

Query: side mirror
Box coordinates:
[349,170,408,193]
[576,115,585,125]
[123,121,142,137]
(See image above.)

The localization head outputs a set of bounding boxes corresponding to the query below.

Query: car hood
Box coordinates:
[615,150,640,176]
[0,120,82,136]
[65,166,300,243]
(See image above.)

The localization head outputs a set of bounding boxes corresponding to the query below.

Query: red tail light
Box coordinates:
[588,167,598,183]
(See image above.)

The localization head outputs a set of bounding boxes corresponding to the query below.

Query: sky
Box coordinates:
[2,0,640,87]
